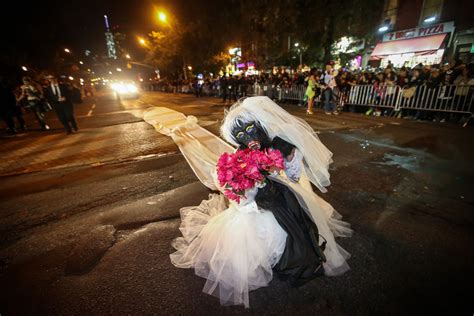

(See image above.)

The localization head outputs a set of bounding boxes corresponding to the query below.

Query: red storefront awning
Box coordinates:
[371,33,447,57]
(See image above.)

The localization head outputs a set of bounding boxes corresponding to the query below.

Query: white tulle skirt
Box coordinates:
[170,194,287,308]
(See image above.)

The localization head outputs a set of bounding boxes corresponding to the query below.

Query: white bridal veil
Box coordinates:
[221,96,333,192]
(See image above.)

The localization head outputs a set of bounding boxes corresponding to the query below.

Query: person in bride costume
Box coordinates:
[144,96,352,308]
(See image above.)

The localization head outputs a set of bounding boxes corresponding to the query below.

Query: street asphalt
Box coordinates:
[0,89,473,315]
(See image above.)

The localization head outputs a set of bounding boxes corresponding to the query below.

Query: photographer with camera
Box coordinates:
[19,76,50,130]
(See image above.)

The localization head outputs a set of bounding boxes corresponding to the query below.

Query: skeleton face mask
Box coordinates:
[231,120,271,150]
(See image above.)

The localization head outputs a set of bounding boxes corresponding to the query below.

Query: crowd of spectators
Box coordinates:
[147,60,474,99]
[145,60,473,122]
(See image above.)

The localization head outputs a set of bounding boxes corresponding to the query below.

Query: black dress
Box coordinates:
[255,137,326,286]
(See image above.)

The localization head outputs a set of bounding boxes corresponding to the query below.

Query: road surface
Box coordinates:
[0,90,473,315]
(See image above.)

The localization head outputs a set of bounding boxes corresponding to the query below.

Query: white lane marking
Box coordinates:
[87,104,96,116]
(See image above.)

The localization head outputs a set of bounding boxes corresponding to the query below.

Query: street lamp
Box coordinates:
[378,25,389,33]
[187,66,192,70]
[158,11,167,23]
[125,54,131,59]
[64,48,71,53]
[423,16,436,23]
[138,37,146,46]
[21,66,28,72]
[79,61,84,65]
[294,43,302,67]
[116,68,122,72]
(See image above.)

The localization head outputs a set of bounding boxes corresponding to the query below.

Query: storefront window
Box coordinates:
[420,0,443,24]
[380,49,444,68]
[383,0,399,26]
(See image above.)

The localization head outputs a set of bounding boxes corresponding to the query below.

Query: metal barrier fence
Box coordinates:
[143,82,473,115]
[281,85,306,101]
[248,83,474,115]
[395,84,474,114]
[247,84,306,101]
[347,85,401,109]
[346,84,474,114]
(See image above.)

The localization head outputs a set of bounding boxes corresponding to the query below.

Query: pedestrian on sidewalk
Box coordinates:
[321,61,338,115]
[304,68,317,115]
[194,74,203,98]
[0,77,26,134]
[44,75,78,135]
[220,75,229,103]
[19,76,50,130]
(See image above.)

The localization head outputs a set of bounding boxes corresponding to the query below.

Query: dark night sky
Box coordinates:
[2,0,176,67]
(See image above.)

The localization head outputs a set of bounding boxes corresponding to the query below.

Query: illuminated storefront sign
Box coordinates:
[383,21,454,42]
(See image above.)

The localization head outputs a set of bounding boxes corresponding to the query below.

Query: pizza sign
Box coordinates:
[383,21,454,42]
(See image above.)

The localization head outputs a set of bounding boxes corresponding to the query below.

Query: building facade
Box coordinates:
[371,0,474,67]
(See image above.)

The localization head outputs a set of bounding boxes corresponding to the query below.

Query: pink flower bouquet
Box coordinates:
[216,148,285,202]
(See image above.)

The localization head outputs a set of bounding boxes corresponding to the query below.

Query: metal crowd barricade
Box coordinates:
[145,81,473,115]
[345,84,473,115]
[247,83,306,101]
[280,85,306,101]
[346,84,399,109]
[396,84,473,114]
[247,83,262,97]
[263,84,277,99]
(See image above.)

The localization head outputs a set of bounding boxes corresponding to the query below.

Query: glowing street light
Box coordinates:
[138,37,146,46]
[79,61,84,65]
[116,68,122,72]
[64,48,71,53]
[424,16,436,23]
[109,71,113,75]
[294,42,300,47]
[125,54,131,59]
[68,76,74,80]
[21,66,28,71]
[378,25,389,33]
[187,66,192,70]
[158,11,167,23]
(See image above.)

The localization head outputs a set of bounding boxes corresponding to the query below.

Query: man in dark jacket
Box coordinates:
[44,75,78,134]
[0,77,26,134]
[220,75,229,103]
